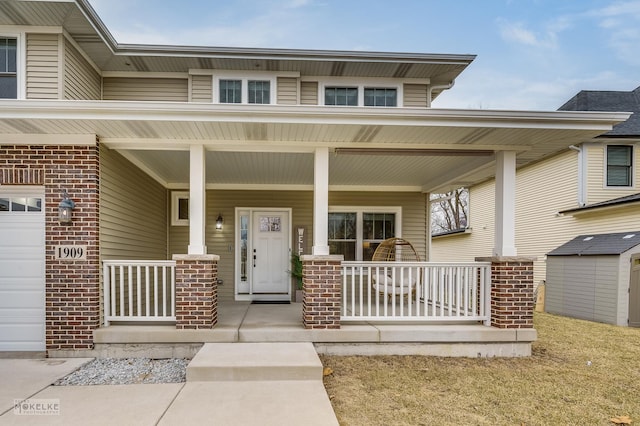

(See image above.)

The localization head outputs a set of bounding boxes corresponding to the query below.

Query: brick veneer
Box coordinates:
[301,255,343,329]
[0,144,100,351]
[477,256,535,329]
[173,254,218,329]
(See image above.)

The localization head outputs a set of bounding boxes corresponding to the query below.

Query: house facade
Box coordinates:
[431,86,640,325]
[0,0,630,355]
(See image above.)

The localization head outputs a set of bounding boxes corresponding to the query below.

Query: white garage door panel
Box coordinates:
[0,189,45,351]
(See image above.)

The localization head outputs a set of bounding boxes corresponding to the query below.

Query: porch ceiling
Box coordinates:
[0,100,630,192]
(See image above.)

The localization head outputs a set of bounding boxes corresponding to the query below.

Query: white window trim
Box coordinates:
[171,191,189,226]
[213,72,277,105]
[604,144,636,189]
[328,206,402,260]
[0,32,24,99]
[318,78,404,107]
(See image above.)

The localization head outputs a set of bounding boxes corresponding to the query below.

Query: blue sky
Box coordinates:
[87,0,640,110]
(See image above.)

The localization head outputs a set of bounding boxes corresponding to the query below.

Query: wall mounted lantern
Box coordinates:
[215,213,224,230]
[58,189,75,224]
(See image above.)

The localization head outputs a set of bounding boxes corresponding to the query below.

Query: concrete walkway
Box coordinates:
[0,343,339,425]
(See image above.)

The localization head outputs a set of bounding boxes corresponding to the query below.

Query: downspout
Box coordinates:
[569,144,586,206]
[427,80,455,108]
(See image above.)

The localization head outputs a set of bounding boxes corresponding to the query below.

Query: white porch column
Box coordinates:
[493,151,517,257]
[312,147,330,255]
[188,144,207,255]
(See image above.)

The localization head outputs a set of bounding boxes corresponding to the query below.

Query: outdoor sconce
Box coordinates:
[58,189,75,224]
[215,213,223,230]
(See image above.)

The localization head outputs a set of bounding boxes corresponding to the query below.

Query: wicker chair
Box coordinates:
[371,238,420,300]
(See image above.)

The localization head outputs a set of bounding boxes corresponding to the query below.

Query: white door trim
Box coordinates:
[234,207,292,301]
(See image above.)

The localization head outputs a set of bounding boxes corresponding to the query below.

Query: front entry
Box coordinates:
[236,208,291,301]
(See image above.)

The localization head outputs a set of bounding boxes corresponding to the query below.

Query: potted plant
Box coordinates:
[290,253,304,302]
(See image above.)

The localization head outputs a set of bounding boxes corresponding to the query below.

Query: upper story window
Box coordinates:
[364,88,397,107]
[0,37,17,99]
[325,87,358,106]
[606,145,633,187]
[217,77,272,104]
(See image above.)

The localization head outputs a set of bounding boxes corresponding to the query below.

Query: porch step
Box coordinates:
[186,342,323,382]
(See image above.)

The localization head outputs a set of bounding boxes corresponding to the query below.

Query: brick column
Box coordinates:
[173,254,218,329]
[301,255,343,329]
[1,144,101,352]
[477,256,535,328]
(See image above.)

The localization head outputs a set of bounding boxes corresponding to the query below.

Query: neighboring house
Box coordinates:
[431,85,640,325]
[0,0,630,355]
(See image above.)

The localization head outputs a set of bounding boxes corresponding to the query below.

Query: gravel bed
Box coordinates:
[54,358,190,386]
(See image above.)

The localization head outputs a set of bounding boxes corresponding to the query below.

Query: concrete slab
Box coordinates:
[187,342,322,381]
[159,381,339,426]
[0,383,183,426]
[374,324,517,342]
[0,358,92,415]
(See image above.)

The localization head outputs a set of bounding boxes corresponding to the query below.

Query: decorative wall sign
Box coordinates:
[54,245,87,260]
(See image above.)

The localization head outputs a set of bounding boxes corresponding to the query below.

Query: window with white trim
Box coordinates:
[171,191,189,226]
[325,87,358,106]
[328,207,400,261]
[0,196,41,212]
[322,83,399,107]
[606,145,633,187]
[364,88,397,106]
[216,76,273,104]
[0,37,17,99]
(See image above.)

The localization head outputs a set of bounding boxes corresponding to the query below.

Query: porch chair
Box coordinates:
[371,237,421,301]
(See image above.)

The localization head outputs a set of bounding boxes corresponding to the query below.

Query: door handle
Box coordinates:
[253,250,257,267]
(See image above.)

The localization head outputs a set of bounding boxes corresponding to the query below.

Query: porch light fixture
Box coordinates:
[216,213,224,230]
[58,189,75,224]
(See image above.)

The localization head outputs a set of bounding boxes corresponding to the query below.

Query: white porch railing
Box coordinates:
[103,260,176,325]
[341,261,491,324]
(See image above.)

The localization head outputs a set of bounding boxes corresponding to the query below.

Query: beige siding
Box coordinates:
[191,75,212,102]
[585,143,640,205]
[26,33,60,99]
[64,39,101,100]
[103,78,188,102]
[432,148,640,286]
[403,84,428,108]
[277,77,298,105]
[100,145,168,260]
[300,81,318,105]
[168,190,426,301]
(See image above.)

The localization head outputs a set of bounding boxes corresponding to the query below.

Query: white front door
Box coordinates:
[236,209,291,301]
[0,188,45,351]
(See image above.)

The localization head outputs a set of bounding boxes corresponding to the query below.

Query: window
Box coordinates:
[607,145,633,187]
[0,37,17,99]
[0,197,41,212]
[325,87,358,106]
[171,191,189,226]
[329,208,399,261]
[217,77,272,104]
[364,88,397,107]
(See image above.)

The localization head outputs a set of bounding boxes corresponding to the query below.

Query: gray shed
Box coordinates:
[546,231,640,327]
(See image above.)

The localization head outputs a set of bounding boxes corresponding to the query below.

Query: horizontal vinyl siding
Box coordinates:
[300,81,318,105]
[103,78,188,102]
[26,33,60,99]
[586,143,640,205]
[100,145,168,260]
[191,75,212,102]
[403,84,428,107]
[277,77,298,105]
[64,39,101,100]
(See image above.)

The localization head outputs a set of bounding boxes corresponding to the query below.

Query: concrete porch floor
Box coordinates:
[85,301,536,358]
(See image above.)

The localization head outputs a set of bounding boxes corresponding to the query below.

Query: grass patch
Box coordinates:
[321,313,640,425]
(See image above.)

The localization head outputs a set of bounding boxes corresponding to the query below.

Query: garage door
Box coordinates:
[0,188,45,351]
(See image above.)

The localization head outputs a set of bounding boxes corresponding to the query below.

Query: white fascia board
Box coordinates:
[0,25,62,34]
[0,133,96,145]
[0,100,630,130]
[102,71,189,79]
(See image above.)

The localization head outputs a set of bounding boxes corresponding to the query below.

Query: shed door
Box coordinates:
[630,255,640,327]
[0,189,46,351]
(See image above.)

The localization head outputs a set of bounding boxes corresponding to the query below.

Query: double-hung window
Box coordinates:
[329,208,399,261]
[606,145,633,187]
[218,78,272,104]
[0,37,17,99]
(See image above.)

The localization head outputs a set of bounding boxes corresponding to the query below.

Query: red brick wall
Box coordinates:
[173,254,218,329]
[0,144,100,351]
[488,259,535,328]
[301,255,342,329]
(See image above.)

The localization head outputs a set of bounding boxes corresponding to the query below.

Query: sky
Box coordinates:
[87,0,640,111]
